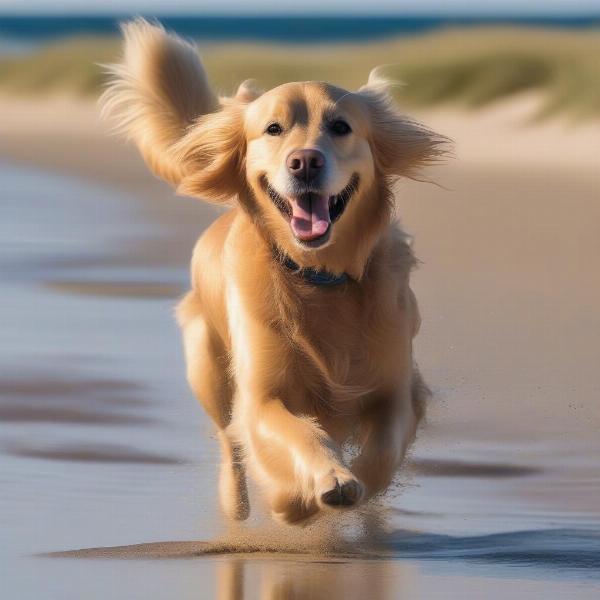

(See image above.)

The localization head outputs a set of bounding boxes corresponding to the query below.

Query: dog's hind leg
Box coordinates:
[179,297,249,520]
[217,427,250,521]
[352,380,421,500]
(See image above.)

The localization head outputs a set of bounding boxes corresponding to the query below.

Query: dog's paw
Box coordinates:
[316,468,364,509]
[270,492,320,525]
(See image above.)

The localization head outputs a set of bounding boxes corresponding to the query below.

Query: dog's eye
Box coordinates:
[330,120,352,136]
[266,122,283,136]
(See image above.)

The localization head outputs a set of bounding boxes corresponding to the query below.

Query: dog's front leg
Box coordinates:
[228,284,363,523]
[245,397,364,522]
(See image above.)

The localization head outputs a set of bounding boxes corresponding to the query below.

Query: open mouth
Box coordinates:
[264,174,359,247]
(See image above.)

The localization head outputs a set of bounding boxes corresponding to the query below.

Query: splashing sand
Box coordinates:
[44,503,395,560]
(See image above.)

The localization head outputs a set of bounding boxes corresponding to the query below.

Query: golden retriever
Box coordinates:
[102,19,446,524]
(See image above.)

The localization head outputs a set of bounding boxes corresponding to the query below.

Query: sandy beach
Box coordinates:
[1,94,599,598]
[1,93,598,440]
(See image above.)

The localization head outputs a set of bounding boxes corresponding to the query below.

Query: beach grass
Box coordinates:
[0,27,598,118]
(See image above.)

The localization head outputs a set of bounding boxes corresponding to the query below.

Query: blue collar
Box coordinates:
[275,250,349,287]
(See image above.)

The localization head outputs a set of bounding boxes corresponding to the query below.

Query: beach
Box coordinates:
[1,92,599,598]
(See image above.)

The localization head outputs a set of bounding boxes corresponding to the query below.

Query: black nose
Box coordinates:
[286,149,325,182]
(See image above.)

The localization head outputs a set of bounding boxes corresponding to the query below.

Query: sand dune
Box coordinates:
[1,94,598,173]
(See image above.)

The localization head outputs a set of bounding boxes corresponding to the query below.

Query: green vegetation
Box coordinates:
[0,27,598,118]
[0,37,118,95]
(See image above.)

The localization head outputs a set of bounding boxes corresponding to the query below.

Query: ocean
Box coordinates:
[0,14,599,44]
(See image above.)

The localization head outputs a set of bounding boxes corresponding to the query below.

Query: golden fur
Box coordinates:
[102,19,447,524]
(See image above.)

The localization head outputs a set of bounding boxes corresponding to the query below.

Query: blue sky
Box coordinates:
[2,0,599,15]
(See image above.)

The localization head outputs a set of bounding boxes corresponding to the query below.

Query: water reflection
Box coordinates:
[215,556,400,600]
[216,560,244,600]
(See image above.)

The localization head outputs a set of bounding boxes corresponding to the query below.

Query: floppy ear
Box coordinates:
[358,68,450,179]
[234,79,263,103]
[171,100,247,203]
[173,80,264,203]
[100,19,218,185]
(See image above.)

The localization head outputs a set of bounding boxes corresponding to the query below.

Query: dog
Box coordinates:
[102,19,446,524]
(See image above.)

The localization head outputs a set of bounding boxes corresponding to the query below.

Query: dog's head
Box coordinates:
[244,82,371,250]
[104,22,447,275]
[177,79,445,269]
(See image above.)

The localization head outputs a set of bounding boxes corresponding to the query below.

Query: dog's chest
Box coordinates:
[289,279,407,389]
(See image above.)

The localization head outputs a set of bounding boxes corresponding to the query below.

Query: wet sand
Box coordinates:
[1,95,599,598]
[42,527,600,572]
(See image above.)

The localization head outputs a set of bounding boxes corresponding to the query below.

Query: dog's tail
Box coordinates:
[100,19,218,185]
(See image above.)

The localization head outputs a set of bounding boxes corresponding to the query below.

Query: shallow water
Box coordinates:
[1,161,599,599]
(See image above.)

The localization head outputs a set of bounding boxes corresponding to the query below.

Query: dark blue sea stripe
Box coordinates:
[0,15,599,44]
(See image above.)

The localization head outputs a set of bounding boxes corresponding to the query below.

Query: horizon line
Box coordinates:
[1,11,599,18]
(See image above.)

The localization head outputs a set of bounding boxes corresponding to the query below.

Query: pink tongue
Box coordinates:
[289,194,331,241]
